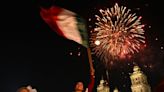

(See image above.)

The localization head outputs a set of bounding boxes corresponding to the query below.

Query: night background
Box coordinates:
[1,0,164,92]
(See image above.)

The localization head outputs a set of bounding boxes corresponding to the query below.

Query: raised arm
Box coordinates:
[87,68,95,92]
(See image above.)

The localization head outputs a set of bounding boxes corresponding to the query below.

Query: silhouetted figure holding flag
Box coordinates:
[40,3,95,92]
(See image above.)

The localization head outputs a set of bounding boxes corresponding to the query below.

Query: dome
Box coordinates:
[133,66,141,72]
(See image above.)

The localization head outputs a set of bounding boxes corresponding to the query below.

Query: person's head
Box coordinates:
[16,87,30,92]
[74,81,84,92]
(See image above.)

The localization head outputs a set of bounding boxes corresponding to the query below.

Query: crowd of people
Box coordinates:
[16,69,95,92]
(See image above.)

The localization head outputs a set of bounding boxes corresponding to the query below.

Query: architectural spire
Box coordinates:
[97,76,110,92]
[113,87,119,92]
[130,65,151,92]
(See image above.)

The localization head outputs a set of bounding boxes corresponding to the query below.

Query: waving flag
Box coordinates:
[40,6,89,48]
[40,6,95,92]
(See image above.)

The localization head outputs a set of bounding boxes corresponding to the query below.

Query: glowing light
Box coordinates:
[78,52,81,56]
[69,52,73,55]
[144,65,147,68]
[94,40,101,45]
[90,3,146,63]
[88,18,91,21]
[149,64,153,68]
[110,61,114,65]
[136,8,140,10]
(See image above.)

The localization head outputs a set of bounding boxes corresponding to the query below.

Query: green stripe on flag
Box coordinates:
[76,15,89,48]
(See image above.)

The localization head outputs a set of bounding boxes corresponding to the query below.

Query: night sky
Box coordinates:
[1,0,164,92]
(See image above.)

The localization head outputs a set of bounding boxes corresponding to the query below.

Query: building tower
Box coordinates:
[113,87,119,92]
[97,77,110,92]
[130,66,151,92]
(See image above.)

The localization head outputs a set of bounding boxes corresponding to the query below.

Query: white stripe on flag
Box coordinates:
[54,9,83,44]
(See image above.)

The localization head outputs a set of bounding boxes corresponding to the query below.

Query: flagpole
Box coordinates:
[106,69,109,83]
[87,48,94,74]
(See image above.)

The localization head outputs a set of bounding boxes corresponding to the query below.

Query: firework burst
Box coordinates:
[90,3,146,63]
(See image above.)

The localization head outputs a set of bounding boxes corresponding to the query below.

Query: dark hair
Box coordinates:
[74,81,88,91]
